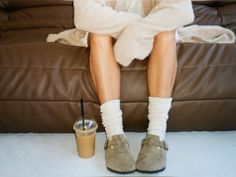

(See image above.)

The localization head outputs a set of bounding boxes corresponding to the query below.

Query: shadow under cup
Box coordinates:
[73,119,98,158]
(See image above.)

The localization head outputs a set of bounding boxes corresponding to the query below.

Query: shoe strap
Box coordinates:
[142,138,169,151]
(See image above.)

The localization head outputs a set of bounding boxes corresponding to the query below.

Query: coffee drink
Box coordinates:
[73,119,98,158]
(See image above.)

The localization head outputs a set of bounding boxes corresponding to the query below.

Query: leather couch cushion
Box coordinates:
[1,41,236,132]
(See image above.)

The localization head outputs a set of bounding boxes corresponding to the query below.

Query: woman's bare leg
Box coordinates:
[136,30,178,173]
[147,30,177,97]
[145,30,177,140]
[89,33,135,173]
[88,33,121,104]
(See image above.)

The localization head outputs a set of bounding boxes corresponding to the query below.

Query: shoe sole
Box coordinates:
[107,167,136,174]
[136,167,166,174]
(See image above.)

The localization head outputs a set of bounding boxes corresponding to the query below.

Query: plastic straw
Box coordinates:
[80,98,85,131]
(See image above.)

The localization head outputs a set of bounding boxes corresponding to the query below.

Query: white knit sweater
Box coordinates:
[46,0,235,67]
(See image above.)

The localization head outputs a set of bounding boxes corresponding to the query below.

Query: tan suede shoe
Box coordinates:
[104,134,136,174]
[136,134,169,173]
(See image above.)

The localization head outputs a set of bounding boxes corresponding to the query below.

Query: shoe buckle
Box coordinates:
[163,141,169,151]
[104,140,109,150]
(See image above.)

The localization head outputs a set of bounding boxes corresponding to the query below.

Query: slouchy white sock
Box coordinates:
[100,99,124,139]
[147,96,173,141]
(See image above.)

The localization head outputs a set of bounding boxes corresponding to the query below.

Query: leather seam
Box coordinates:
[216,7,223,25]
[0,66,86,70]
[0,99,236,103]
[177,64,236,69]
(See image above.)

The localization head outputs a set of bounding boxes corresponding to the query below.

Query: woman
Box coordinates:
[76,0,194,174]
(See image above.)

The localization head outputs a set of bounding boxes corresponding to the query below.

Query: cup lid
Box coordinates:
[73,118,98,133]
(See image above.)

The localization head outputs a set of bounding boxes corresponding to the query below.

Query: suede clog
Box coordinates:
[136,134,169,173]
[104,134,136,174]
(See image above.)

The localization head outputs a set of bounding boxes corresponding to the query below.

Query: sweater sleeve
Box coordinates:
[73,0,142,39]
[113,0,195,66]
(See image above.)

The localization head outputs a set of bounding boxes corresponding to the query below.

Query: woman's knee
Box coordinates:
[154,30,176,43]
[89,32,113,46]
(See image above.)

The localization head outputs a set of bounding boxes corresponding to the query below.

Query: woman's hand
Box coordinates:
[113,21,154,67]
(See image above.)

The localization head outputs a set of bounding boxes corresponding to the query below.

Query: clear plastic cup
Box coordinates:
[73,118,98,158]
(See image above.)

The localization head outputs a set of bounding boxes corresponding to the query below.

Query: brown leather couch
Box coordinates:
[0,0,236,133]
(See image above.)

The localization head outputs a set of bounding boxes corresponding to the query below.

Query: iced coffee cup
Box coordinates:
[73,118,98,158]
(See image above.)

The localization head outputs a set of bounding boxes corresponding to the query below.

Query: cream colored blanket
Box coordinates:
[46,0,236,67]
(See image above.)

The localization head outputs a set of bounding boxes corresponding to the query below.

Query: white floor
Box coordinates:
[0,131,236,177]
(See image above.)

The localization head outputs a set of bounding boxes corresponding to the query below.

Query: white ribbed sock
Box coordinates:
[147,96,173,141]
[100,99,124,139]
